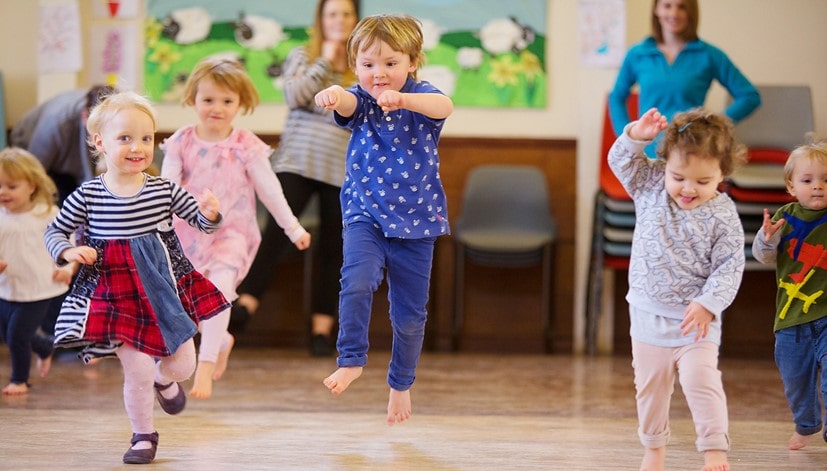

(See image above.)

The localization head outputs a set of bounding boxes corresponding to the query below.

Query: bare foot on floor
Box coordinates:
[213,334,234,381]
[702,450,729,471]
[323,366,363,395]
[2,382,29,395]
[387,388,411,426]
[789,431,812,450]
[189,361,217,399]
[640,446,665,471]
[38,355,53,378]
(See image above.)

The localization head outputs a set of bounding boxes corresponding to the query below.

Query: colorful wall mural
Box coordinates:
[144,0,546,108]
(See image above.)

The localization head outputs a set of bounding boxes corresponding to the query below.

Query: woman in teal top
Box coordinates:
[609,0,760,152]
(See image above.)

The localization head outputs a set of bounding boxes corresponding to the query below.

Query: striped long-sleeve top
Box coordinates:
[45,175,220,263]
[270,46,352,188]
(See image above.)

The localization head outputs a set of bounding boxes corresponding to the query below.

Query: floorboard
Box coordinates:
[1,348,825,470]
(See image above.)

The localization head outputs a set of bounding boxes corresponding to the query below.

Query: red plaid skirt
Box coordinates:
[54,233,228,359]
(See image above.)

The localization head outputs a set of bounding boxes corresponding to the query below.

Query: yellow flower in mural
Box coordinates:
[487,56,520,88]
[144,18,163,48]
[519,50,543,83]
[147,43,181,74]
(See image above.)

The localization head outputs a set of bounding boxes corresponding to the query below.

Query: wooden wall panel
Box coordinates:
[157,133,577,354]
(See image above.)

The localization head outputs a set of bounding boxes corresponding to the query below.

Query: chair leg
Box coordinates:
[453,242,466,351]
[586,191,607,355]
[541,243,554,353]
[303,241,314,330]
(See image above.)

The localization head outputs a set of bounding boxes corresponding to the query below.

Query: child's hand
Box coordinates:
[680,301,714,342]
[0,260,6,273]
[52,266,74,285]
[199,189,220,222]
[315,85,345,110]
[376,90,405,112]
[629,108,668,142]
[761,208,785,242]
[294,232,311,251]
[62,246,98,265]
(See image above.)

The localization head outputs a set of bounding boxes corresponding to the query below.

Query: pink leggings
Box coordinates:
[631,340,729,452]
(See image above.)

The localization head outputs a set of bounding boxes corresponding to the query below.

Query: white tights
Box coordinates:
[116,340,195,434]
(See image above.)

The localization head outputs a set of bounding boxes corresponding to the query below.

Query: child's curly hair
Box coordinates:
[657,108,748,177]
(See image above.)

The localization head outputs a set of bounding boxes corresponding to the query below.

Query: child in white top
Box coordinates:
[0,148,73,395]
[161,57,311,399]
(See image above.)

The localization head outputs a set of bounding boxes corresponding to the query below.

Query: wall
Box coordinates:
[2,0,826,353]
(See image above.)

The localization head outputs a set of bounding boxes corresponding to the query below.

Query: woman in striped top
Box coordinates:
[233,0,359,357]
[44,91,229,465]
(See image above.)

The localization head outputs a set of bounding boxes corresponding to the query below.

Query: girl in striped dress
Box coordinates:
[44,91,229,465]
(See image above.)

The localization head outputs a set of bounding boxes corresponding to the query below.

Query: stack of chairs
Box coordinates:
[585,94,637,355]
[586,86,816,354]
[725,85,814,269]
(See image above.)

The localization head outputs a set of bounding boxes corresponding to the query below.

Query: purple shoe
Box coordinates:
[123,432,159,464]
[154,382,186,415]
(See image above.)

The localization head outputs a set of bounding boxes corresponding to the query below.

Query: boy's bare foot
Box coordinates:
[387,388,412,426]
[2,382,29,395]
[702,450,729,471]
[789,431,812,450]
[640,446,665,471]
[213,334,234,381]
[323,366,363,395]
[189,361,217,399]
[37,355,53,378]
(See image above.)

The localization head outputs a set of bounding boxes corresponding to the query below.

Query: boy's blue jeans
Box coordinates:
[336,221,435,391]
[774,316,827,437]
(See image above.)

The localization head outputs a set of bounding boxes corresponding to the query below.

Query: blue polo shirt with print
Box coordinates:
[334,78,450,239]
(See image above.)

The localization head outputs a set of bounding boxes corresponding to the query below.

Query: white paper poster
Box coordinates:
[88,24,140,89]
[579,0,626,68]
[38,1,83,73]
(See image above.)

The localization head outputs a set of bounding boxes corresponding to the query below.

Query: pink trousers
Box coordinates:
[631,340,729,451]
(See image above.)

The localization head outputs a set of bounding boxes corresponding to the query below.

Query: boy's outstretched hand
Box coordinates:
[315,85,346,110]
[629,108,668,142]
[761,207,786,242]
[199,188,220,222]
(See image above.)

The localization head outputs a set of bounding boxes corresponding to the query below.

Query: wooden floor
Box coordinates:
[2,347,827,470]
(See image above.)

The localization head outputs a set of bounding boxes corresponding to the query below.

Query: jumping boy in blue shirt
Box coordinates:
[315,13,453,426]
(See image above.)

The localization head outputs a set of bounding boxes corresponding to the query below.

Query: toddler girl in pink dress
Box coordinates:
[162,57,311,399]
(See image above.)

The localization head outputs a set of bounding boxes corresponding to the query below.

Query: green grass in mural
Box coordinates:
[144,20,546,108]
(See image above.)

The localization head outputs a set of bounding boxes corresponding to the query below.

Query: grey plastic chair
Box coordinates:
[452,165,557,352]
[732,84,814,151]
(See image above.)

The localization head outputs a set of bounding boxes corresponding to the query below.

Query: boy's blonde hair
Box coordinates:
[0,147,58,212]
[657,108,747,177]
[182,57,260,115]
[86,91,158,160]
[347,14,425,80]
[783,138,827,188]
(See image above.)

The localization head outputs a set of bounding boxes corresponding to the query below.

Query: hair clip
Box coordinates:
[678,121,693,133]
